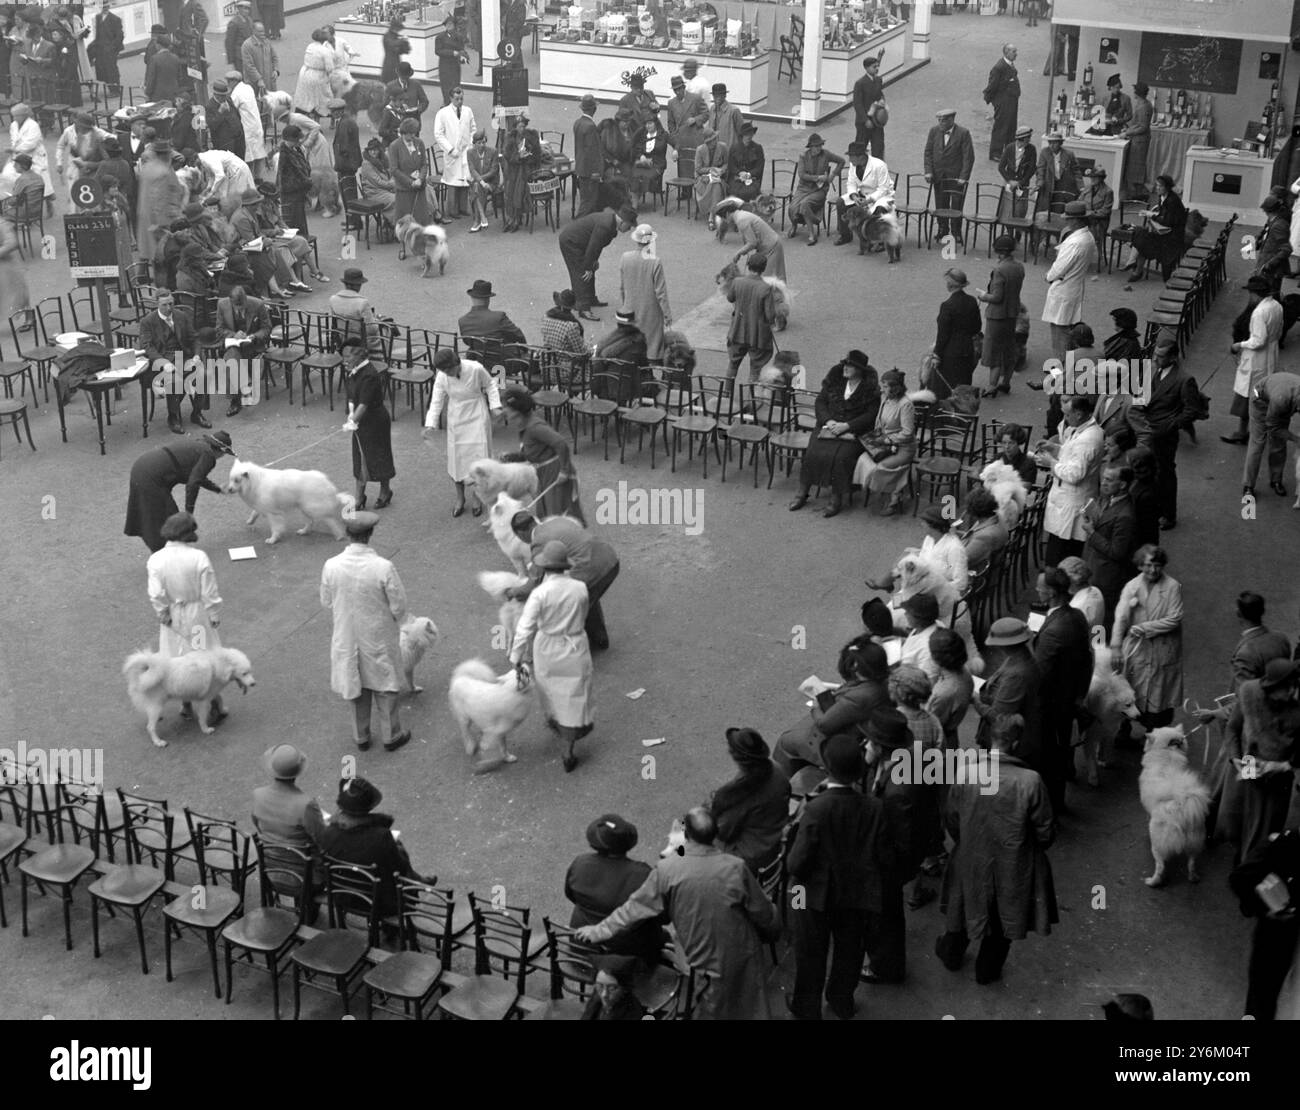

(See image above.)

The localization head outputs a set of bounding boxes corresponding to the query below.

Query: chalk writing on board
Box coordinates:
[1138,33,1241,95]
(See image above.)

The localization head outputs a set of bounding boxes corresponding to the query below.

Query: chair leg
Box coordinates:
[292,963,303,1019]
[206,931,222,998]
[135,906,150,974]
[164,914,174,981]
[63,886,74,951]
[270,952,282,1019]
[224,940,235,1004]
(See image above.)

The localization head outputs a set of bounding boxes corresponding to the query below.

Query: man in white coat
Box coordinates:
[55,114,112,203]
[227,69,268,177]
[1034,394,1103,565]
[1042,200,1097,364]
[1224,274,1283,445]
[320,509,413,753]
[1,105,55,214]
[434,86,475,220]
[147,511,229,728]
[618,223,671,360]
[197,148,257,216]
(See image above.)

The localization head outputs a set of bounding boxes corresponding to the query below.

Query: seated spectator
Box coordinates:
[861,596,903,662]
[900,592,943,685]
[708,728,792,873]
[628,109,668,202]
[251,744,324,858]
[564,814,665,967]
[958,487,1010,574]
[217,250,259,297]
[1058,555,1105,631]
[865,505,969,624]
[1103,423,1136,464]
[1103,306,1142,362]
[581,954,648,1020]
[329,266,391,357]
[995,422,1039,486]
[591,309,651,405]
[540,288,587,358]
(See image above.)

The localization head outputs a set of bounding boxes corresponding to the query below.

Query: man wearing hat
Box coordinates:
[1079,165,1113,249]
[564,814,662,965]
[383,60,430,144]
[1034,131,1079,214]
[204,80,244,160]
[708,83,745,153]
[1254,194,1292,294]
[982,43,1020,161]
[617,71,659,130]
[1103,74,1133,133]
[1226,275,1283,445]
[834,140,895,251]
[320,509,413,753]
[852,54,886,156]
[1042,200,1097,363]
[143,22,169,65]
[381,16,410,85]
[329,268,390,358]
[124,430,234,552]
[225,2,253,72]
[725,120,763,203]
[977,234,1025,396]
[1032,567,1093,812]
[89,0,124,92]
[972,617,1042,750]
[557,204,638,319]
[996,125,1036,221]
[680,58,709,101]
[592,308,648,403]
[458,278,527,354]
[923,108,974,243]
[787,731,892,1019]
[788,133,845,246]
[664,76,707,160]
[573,94,603,218]
[933,267,982,400]
[432,14,469,106]
[1243,371,1300,499]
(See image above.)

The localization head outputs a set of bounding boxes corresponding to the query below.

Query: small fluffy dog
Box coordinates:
[123,647,255,748]
[394,215,449,277]
[226,459,350,544]
[487,493,533,574]
[448,659,534,773]
[467,458,539,505]
[399,615,440,694]
[311,167,341,217]
[715,260,790,331]
[478,571,528,649]
[1139,725,1212,887]
[1079,660,1141,787]
[855,208,903,259]
[892,552,960,619]
[979,460,1030,529]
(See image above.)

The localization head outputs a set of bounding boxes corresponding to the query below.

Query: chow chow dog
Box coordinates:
[394,214,449,277]
[123,647,255,748]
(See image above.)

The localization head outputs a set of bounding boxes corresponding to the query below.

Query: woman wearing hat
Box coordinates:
[788,133,845,246]
[466,130,500,233]
[724,120,763,203]
[4,103,55,212]
[1058,555,1105,632]
[618,224,672,360]
[694,127,730,226]
[932,267,982,400]
[790,350,880,518]
[422,347,502,518]
[389,116,438,225]
[540,289,586,357]
[1103,74,1132,133]
[509,539,594,773]
[715,194,786,282]
[502,111,541,233]
[276,122,314,234]
[501,387,586,524]
[124,432,234,553]
[564,814,662,965]
[598,108,636,196]
[251,744,325,872]
[852,368,916,516]
[1111,544,1184,731]
[628,109,668,204]
[359,139,398,227]
[708,728,791,874]
[1123,174,1186,281]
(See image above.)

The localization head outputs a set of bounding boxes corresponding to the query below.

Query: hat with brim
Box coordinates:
[337,776,382,815]
[1015,125,1032,139]
[264,744,307,780]
[1244,275,1273,294]
[985,617,1032,646]
[467,279,495,298]
[738,121,757,136]
[725,727,770,766]
[712,197,745,218]
[993,233,1016,252]
[343,509,380,535]
[586,814,638,855]
[1045,131,1065,142]
[1262,196,1282,213]
[670,76,685,88]
[919,504,951,531]
[202,430,234,455]
[711,82,727,95]
[844,349,871,373]
[805,132,824,147]
[534,540,571,571]
[343,268,368,285]
[1063,200,1088,219]
[1260,658,1299,691]
[870,103,889,127]
[211,80,228,93]
[1085,167,1107,178]
[864,707,911,750]
[846,142,867,157]
[631,223,656,245]
[240,187,261,206]
[580,93,598,112]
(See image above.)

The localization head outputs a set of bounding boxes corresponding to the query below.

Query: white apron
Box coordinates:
[434,103,476,188]
[1232,297,1283,398]
[424,360,501,482]
[146,541,223,658]
[510,573,593,728]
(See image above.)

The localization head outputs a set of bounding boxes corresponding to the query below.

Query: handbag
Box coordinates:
[859,434,894,462]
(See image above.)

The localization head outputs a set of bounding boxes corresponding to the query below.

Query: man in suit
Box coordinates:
[142,289,207,435]
[958,487,1009,574]
[433,16,468,106]
[1254,196,1292,295]
[665,77,707,157]
[382,62,429,144]
[983,44,1020,161]
[1131,336,1196,527]
[852,55,885,157]
[997,125,1036,220]
[224,0,253,71]
[1243,370,1300,499]
[558,204,637,319]
[1079,166,1114,252]
[977,234,1025,397]
[458,278,527,359]
[573,94,603,219]
[1032,567,1092,814]
[725,253,776,382]
[786,732,893,1020]
[240,20,277,93]
[144,35,186,101]
[1082,464,1137,626]
[204,80,244,160]
[89,0,124,92]
[1035,133,1080,213]
[922,108,974,243]
[1228,593,1292,691]
[708,83,745,153]
[214,285,270,416]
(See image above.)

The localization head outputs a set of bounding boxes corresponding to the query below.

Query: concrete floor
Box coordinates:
[0,6,1293,1020]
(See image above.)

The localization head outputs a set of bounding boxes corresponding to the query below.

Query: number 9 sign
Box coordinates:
[497,38,520,64]
[73,178,102,210]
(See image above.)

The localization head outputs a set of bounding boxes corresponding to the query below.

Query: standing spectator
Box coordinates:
[176,0,208,64]
[1225,276,1283,445]
[0,209,31,329]
[997,125,1036,222]
[48,24,82,106]
[422,348,502,518]
[1112,545,1184,731]
[725,120,764,203]
[508,513,619,650]
[258,0,285,39]
[617,72,658,128]
[972,617,1042,749]
[786,732,892,1020]
[1229,826,1300,1020]
[89,0,123,92]
[501,386,587,524]
[680,58,709,100]
[932,267,982,400]
[294,28,335,117]
[333,99,362,181]
[723,253,777,386]
[922,108,974,245]
[619,224,671,360]
[380,17,409,84]
[565,815,662,966]
[1123,174,1187,283]
[1122,84,1153,201]
[433,15,468,106]
[936,712,1058,984]
[1082,464,1138,624]
[788,133,843,245]
[501,111,540,232]
[707,83,744,153]
[206,79,244,160]
[1103,75,1133,132]
[124,432,234,553]
[144,34,185,101]
[707,728,791,874]
[788,350,879,516]
[434,86,475,220]
[228,70,267,176]
[276,125,312,232]
[381,62,427,142]
[320,510,411,752]
[340,339,395,510]
[1132,335,1196,527]
[1035,132,1079,213]
[388,117,439,224]
[977,235,1025,397]
[1126,446,1161,550]
[1059,556,1105,631]
[982,43,1020,161]
[1035,395,1103,563]
[1041,201,1097,363]
[852,55,885,156]
[888,666,946,908]
[575,807,781,1019]
[225,0,253,72]
[665,76,707,158]
[572,94,602,218]
[557,203,637,319]
[240,20,277,93]
[501,0,527,45]
[1243,371,1300,499]
[1032,567,1093,814]
[55,113,108,203]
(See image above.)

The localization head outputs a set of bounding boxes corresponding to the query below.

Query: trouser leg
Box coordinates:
[864,877,906,982]
[748,346,775,382]
[1049,322,1070,364]
[1245,913,1300,1019]
[373,691,399,745]
[1243,399,1268,487]
[351,689,373,745]
[825,908,869,1016]
[1266,416,1291,484]
[974,914,1012,983]
[790,908,831,1019]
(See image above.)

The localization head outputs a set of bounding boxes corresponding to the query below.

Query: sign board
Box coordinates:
[64,214,121,279]
[1137,33,1242,95]
[492,65,530,111]
[1049,0,1294,43]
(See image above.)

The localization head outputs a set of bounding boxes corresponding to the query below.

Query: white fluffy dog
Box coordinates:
[892,553,960,621]
[226,459,350,544]
[467,458,540,505]
[478,571,528,650]
[448,659,534,773]
[399,615,440,694]
[979,460,1030,529]
[486,493,533,574]
[1079,655,1142,786]
[123,647,255,748]
[1139,725,1211,887]
[394,215,449,277]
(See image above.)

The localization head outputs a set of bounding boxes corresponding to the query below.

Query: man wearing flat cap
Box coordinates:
[564,814,663,965]
[1035,132,1079,214]
[665,76,707,161]
[923,108,974,244]
[225,1,252,71]
[1042,200,1097,364]
[983,44,1020,161]
[852,54,885,156]
[320,509,414,753]
[997,125,1036,221]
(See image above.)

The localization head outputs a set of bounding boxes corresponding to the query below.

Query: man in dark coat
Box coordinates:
[510,512,619,649]
[933,267,982,399]
[725,253,776,382]
[1254,195,1292,294]
[977,235,1024,397]
[502,0,528,46]
[224,0,253,70]
[458,279,527,358]
[144,35,186,101]
[923,108,974,243]
[433,17,468,106]
[1035,132,1080,212]
[564,813,662,965]
[973,617,1042,749]
[557,204,637,318]
[573,94,603,218]
[997,125,1036,220]
[787,732,894,1019]
[89,0,124,91]
[382,63,429,142]
[124,431,234,552]
[591,309,649,404]
[1229,826,1300,1020]
[1032,567,1093,813]
[1082,464,1137,625]
[852,55,885,156]
[1130,335,1196,527]
[205,80,244,159]
[142,289,206,434]
[982,44,1020,161]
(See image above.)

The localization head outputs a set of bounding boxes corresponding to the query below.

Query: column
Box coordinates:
[912,0,931,62]
[799,0,825,126]
[482,0,502,67]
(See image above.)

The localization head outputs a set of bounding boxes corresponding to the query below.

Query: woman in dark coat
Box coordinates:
[388,117,439,224]
[124,432,234,552]
[932,268,983,399]
[789,349,881,517]
[501,110,540,233]
[708,727,792,873]
[726,121,764,202]
[342,339,394,508]
[1126,174,1186,281]
[565,814,663,966]
[217,250,260,297]
[380,20,409,85]
[502,386,586,523]
[276,125,313,234]
[628,110,669,201]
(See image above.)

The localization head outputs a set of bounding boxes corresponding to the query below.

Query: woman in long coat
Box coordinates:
[932,269,983,400]
[423,348,502,517]
[788,134,844,245]
[124,433,235,552]
[358,139,397,223]
[342,341,395,509]
[276,125,313,234]
[294,29,335,116]
[628,111,668,200]
[388,117,439,224]
[509,541,594,773]
[790,350,881,517]
[854,368,917,515]
[502,387,586,524]
[718,197,786,282]
[1121,84,1153,200]
[502,111,540,233]
[694,132,729,225]
[618,225,671,360]
[1125,174,1186,281]
[1110,544,1183,730]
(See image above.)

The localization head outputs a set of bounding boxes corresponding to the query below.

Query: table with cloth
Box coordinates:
[1146,127,1209,189]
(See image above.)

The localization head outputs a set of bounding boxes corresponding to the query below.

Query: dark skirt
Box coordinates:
[801,434,865,494]
[629,164,664,194]
[729,176,761,202]
[124,450,180,552]
[1132,226,1181,270]
[504,164,529,218]
[981,317,1016,368]
[1231,391,1249,418]
[932,352,976,399]
[351,412,395,482]
[283,197,309,236]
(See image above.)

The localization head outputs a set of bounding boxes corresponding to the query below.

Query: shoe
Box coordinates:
[1243,485,1255,497]
[375,492,393,509]
[471,503,483,517]
[980,388,1001,399]
[289,281,312,293]
[443,214,457,221]
[226,402,242,417]
[562,753,578,773]
[469,222,482,232]
[789,493,809,511]
[312,273,330,283]
[191,414,213,429]
[384,730,412,752]
[997,384,1011,395]
[860,971,902,985]
[880,500,903,516]
[1271,481,1288,497]
[169,419,185,434]
[1159,517,1176,530]
[356,738,372,751]
[452,503,465,517]
[591,299,609,307]
[835,234,852,245]
[356,495,367,510]
[822,499,842,518]
[808,230,819,245]
[1027,377,1044,390]
[1220,434,1249,444]
[577,309,600,322]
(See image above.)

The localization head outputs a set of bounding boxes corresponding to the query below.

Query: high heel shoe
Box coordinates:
[356,495,368,509]
[375,492,393,509]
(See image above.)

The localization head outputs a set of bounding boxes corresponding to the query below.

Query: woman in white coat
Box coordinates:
[146,512,227,727]
[509,541,594,773]
[619,223,672,360]
[229,72,268,172]
[4,104,55,207]
[293,29,336,117]
[422,348,502,518]
[1034,394,1103,565]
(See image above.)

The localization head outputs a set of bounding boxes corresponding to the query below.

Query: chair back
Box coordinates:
[589,358,644,406]
[933,178,966,211]
[785,387,820,434]
[254,837,314,916]
[696,373,738,423]
[394,877,454,963]
[57,770,111,848]
[66,286,97,331]
[674,151,695,182]
[540,129,565,153]
[919,409,978,463]
[541,917,598,1003]
[185,808,253,904]
[975,183,1002,217]
[34,296,65,344]
[771,157,798,197]
[467,891,533,991]
[321,856,382,944]
[117,791,176,876]
[901,173,931,209]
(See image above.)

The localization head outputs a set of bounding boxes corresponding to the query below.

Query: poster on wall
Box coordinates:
[1137,33,1241,95]
[1099,37,1119,64]
[1259,52,1280,80]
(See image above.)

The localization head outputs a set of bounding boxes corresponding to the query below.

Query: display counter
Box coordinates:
[1062,134,1128,189]
[820,22,908,104]
[332,18,448,82]
[1181,146,1272,226]
[539,41,770,111]
[1147,127,1211,186]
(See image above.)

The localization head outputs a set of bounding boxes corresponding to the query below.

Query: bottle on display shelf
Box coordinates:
[1082,61,1093,88]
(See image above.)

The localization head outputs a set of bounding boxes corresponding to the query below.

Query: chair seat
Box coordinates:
[770,431,811,451]
[532,389,568,408]
[437,974,519,1020]
[265,346,305,362]
[390,367,433,384]
[362,950,442,998]
[221,906,299,952]
[622,407,666,427]
[1000,216,1033,231]
[1146,310,1182,323]
[523,997,587,1020]
[291,928,369,974]
[109,307,140,323]
[163,886,241,927]
[388,347,430,367]
[19,843,95,884]
[724,423,770,444]
[301,354,342,369]
[672,415,717,435]
[135,824,191,858]
[0,360,30,375]
[0,823,26,856]
[88,864,166,906]
[23,345,60,361]
[667,176,692,190]
[350,199,387,214]
[572,399,618,417]
[916,457,962,476]
[632,963,681,1013]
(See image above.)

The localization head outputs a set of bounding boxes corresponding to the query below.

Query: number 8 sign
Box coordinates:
[73,178,103,210]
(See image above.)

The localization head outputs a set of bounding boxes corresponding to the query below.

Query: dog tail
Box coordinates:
[123,650,166,692]
[1149,787,1211,857]
[337,492,357,514]
[478,571,528,601]
[451,658,500,696]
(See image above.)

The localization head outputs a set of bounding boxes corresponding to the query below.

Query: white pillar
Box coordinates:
[482,2,502,66]
[912,0,932,62]
[799,0,825,126]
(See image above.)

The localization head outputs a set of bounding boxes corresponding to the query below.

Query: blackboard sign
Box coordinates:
[492,65,530,110]
[64,214,120,279]
[1138,33,1241,95]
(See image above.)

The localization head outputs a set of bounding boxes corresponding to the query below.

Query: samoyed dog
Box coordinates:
[226,459,350,544]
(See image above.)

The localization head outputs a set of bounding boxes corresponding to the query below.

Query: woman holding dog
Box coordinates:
[423,347,502,518]
[341,338,395,509]
[1111,545,1183,731]
[715,196,786,282]
[790,350,880,518]
[510,540,594,773]
[502,386,586,525]
[388,117,440,226]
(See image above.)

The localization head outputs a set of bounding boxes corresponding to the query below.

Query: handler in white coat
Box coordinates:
[509,541,594,773]
[1041,201,1097,363]
[320,509,413,753]
[197,149,257,216]
[228,70,268,173]
[1225,274,1283,443]
[1034,395,1103,566]
[146,511,227,727]
[422,347,502,517]
[433,86,476,219]
[0,105,55,204]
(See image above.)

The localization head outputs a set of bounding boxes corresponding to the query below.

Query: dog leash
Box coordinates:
[262,426,349,468]
[523,473,566,513]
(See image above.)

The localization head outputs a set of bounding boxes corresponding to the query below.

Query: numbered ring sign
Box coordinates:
[72,177,103,211]
[497,38,522,64]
